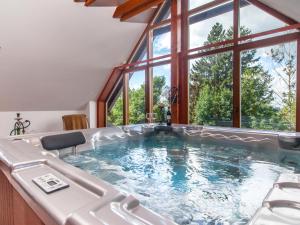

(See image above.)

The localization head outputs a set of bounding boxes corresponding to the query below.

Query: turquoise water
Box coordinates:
[61,133,299,225]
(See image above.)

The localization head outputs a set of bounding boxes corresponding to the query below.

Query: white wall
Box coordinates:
[0,0,145,112]
[84,101,97,129]
[0,110,83,137]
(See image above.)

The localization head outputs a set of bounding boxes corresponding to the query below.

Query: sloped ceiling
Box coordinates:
[259,0,300,22]
[0,0,146,111]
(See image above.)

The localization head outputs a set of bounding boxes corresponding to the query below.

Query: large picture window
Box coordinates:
[189,51,233,126]
[241,42,297,131]
[101,0,300,131]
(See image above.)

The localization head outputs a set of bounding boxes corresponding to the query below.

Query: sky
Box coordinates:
[128,0,297,109]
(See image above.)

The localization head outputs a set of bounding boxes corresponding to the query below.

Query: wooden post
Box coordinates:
[170,0,179,123]
[146,32,153,115]
[232,0,240,128]
[97,101,106,127]
[123,74,129,125]
[296,38,300,132]
[178,0,189,124]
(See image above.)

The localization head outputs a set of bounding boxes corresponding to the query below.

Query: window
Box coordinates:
[189,1,233,49]
[131,38,147,67]
[107,88,123,126]
[129,70,146,124]
[189,51,233,126]
[152,64,171,116]
[152,25,171,58]
[103,0,300,131]
[189,0,213,10]
[239,0,286,38]
[241,42,297,131]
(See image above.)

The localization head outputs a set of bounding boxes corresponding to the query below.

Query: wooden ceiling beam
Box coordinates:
[114,0,164,21]
[85,0,95,6]
[114,0,149,18]
[84,0,126,7]
[120,4,159,21]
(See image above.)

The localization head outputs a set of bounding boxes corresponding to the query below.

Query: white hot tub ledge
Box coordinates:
[1,125,300,225]
[0,129,177,225]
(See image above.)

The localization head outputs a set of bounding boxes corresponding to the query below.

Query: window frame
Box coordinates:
[101,0,300,131]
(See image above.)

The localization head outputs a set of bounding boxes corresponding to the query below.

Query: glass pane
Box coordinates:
[129,71,146,124]
[189,1,233,49]
[189,0,213,10]
[189,51,233,126]
[131,38,147,67]
[107,89,123,126]
[153,0,171,24]
[240,0,286,37]
[152,64,171,118]
[241,42,297,131]
[152,25,171,58]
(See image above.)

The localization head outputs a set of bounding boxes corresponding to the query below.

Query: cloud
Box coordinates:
[251,43,297,107]
[189,0,212,10]
[188,3,286,50]
[153,3,287,55]
[153,32,171,57]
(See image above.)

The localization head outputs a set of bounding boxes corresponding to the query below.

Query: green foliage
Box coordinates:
[108,76,166,125]
[269,44,297,130]
[107,92,123,126]
[129,83,145,124]
[108,23,296,131]
[153,75,167,118]
[189,23,296,131]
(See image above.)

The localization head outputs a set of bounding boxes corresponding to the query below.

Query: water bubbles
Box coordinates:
[61,134,297,225]
[176,214,193,225]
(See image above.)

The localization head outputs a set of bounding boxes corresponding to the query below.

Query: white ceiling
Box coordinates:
[0,0,145,111]
[259,0,300,22]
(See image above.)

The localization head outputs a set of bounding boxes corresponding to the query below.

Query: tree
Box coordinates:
[269,43,297,130]
[189,23,235,124]
[109,23,297,131]
[108,75,166,125]
[107,92,123,126]
[153,75,168,117]
[129,83,146,124]
[189,23,279,129]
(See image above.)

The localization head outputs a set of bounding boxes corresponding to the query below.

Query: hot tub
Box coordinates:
[0,125,300,225]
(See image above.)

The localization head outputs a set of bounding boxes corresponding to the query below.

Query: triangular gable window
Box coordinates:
[131,37,147,64]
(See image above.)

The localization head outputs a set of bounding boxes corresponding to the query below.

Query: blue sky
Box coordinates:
[129,65,171,90]
[189,0,214,10]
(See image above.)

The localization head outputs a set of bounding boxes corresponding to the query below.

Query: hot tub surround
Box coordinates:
[0,125,300,225]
